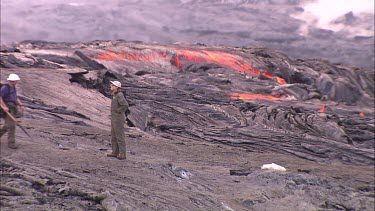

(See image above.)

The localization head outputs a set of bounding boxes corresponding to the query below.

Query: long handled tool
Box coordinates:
[0,105,31,137]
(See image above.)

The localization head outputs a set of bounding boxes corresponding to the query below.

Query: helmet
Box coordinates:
[7,74,20,81]
[110,81,121,88]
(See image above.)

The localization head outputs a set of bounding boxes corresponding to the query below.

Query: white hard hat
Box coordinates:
[7,74,20,81]
[110,81,121,88]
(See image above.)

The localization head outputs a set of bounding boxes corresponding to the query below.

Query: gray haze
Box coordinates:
[1,0,374,69]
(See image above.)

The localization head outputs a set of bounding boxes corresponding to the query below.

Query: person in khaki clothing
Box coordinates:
[0,74,25,149]
[107,81,129,160]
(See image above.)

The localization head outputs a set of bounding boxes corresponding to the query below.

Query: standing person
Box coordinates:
[0,74,25,149]
[107,80,129,160]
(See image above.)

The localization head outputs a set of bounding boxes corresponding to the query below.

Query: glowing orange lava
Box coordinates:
[318,104,326,113]
[172,50,286,85]
[230,92,283,101]
[275,77,286,85]
[96,49,287,85]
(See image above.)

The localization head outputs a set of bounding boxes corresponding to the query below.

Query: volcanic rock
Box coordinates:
[0,40,373,211]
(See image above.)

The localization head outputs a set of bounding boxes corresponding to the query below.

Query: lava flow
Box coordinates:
[230,92,283,101]
[96,49,287,85]
[172,50,287,85]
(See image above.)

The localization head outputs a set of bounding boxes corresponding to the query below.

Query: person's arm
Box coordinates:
[116,92,129,114]
[0,86,9,112]
[0,97,8,112]
[16,98,25,111]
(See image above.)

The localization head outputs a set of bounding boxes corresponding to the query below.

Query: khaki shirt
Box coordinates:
[111,91,129,122]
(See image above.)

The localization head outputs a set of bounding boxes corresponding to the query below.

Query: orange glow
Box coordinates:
[275,77,287,85]
[173,50,261,75]
[203,50,261,75]
[318,104,326,113]
[230,92,283,101]
[173,50,286,84]
[359,112,365,116]
[262,72,273,78]
[96,49,287,85]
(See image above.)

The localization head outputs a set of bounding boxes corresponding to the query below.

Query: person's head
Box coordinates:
[7,73,20,87]
[110,81,121,92]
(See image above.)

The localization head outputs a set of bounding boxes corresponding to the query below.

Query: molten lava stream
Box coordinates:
[96,49,288,85]
[173,50,287,85]
[230,93,283,101]
[318,104,326,113]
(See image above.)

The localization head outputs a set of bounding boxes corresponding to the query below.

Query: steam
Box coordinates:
[293,0,374,36]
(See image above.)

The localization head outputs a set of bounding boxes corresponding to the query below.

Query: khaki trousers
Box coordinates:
[111,118,126,155]
[0,109,16,147]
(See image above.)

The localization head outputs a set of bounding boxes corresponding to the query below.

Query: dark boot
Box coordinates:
[8,144,18,149]
[117,154,126,160]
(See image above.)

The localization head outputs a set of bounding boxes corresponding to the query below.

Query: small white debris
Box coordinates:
[261,163,286,171]
[179,170,192,179]
[221,202,235,211]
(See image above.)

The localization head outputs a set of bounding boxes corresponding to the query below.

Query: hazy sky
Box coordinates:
[1,0,374,43]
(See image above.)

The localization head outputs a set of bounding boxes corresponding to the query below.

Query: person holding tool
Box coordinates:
[0,73,26,149]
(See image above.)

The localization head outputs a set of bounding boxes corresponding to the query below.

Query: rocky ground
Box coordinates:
[0,40,374,210]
